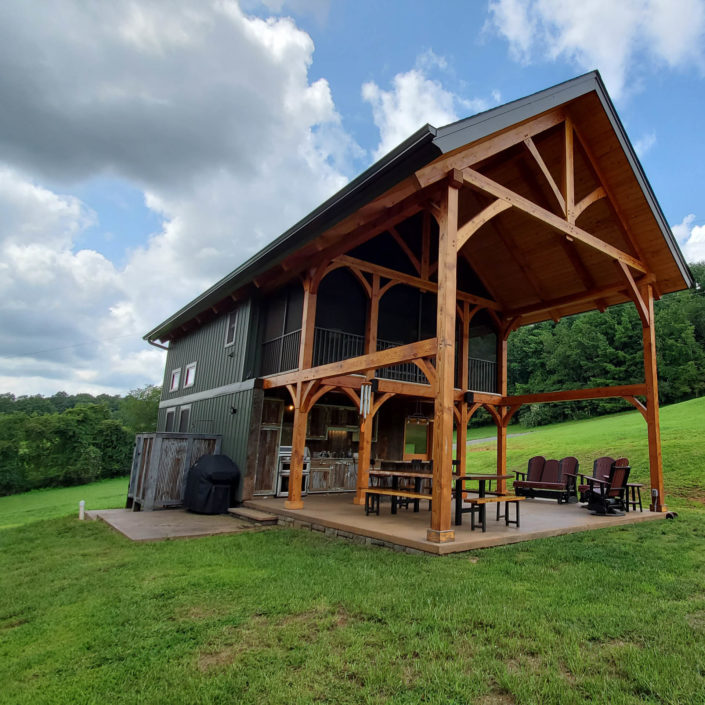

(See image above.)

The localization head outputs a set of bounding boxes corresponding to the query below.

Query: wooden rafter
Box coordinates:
[389,226,421,275]
[574,186,606,220]
[523,136,566,215]
[616,261,649,326]
[504,276,653,319]
[571,122,649,267]
[563,116,575,223]
[461,167,647,273]
[415,108,566,188]
[456,199,512,250]
[335,254,500,310]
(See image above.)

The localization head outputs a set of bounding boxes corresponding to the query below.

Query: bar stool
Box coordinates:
[626,482,643,512]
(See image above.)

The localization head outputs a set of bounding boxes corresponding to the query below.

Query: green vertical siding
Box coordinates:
[156,386,258,502]
[155,299,264,501]
[160,300,252,401]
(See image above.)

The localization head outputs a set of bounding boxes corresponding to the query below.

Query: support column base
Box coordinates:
[284,500,304,510]
[426,528,455,543]
[650,503,668,513]
[352,494,365,506]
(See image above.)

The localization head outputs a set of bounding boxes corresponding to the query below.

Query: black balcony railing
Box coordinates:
[376,338,431,384]
[313,327,365,367]
[260,329,301,376]
[260,326,498,393]
[469,357,497,394]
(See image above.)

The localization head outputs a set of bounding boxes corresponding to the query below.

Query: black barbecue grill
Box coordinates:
[184,454,241,514]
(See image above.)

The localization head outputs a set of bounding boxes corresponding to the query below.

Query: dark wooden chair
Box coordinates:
[580,460,631,515]
[577,456,614,503]
[514,455,578,503]
[513,456,545,489]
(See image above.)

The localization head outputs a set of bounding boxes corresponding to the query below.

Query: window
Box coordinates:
[169,368,181,392]
[225,311,237,346]
[184,362,197,388]
[165,409,175,432]
[178,406,191,433]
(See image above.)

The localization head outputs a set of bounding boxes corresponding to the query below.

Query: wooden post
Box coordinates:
[457,301,471,477]
[496,324,509,494]
[427,176,460,544]
[354,415,373,505]
[642,285,666,512]
[354,274,380,505]
[286,382,306,509]
[298,276,317,370]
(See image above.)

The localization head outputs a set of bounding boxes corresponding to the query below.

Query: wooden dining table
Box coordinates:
[454,473,514,526]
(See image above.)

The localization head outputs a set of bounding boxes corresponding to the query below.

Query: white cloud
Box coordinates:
[672,213,705,263]
[488,0,705,99]
[362,57,499,160]
[633,131,657,158]
[0,0,360,395]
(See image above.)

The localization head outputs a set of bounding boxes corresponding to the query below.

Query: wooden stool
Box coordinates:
[626,482,643,512]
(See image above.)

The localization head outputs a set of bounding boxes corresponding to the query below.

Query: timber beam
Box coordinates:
[502,384,646,406]
[334,254,501,310]
[504,275,655,319]
[415,109,566,188]
[262,338,438,388]
[461,168,647,273]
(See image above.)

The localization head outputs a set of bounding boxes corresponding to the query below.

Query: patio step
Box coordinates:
[228,507,279,525]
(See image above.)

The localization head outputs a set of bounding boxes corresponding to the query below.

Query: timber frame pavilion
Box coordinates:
[152,72,693,544]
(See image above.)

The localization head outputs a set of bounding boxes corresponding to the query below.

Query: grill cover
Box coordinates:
[184,454,241,514]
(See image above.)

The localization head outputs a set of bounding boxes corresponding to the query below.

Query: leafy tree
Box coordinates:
[117,385,161,434]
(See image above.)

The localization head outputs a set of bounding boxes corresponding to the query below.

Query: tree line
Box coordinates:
[506,262,705,426]
[0,386,161,495]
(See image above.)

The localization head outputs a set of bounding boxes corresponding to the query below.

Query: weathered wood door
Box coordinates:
[254,398,283,494]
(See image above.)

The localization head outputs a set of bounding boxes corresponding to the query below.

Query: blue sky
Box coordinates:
[0,0,703,396]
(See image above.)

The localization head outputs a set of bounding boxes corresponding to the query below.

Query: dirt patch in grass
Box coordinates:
[1,617,28,630]
[686,611,705,631]
[197,606,356,672]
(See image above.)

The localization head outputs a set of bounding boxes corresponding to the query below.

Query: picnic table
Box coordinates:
[453,473,523,531]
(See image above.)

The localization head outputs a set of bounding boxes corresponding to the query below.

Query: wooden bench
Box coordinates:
[365,488,432,516]
[463,495,525,532]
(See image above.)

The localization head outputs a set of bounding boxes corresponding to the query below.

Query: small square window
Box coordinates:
[225,312,237,346]
[169,368,181,392]
[184,362,197,388]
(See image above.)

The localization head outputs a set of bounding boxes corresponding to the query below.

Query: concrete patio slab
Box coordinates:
[245,493,665,555]
[86,508,265,542]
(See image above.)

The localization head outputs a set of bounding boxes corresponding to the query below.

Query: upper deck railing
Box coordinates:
[260,326,497,393]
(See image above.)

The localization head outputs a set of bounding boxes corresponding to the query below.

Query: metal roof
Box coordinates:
[145,70,693,342]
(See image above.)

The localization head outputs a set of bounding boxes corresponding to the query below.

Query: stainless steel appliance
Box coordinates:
[275,445,311,497]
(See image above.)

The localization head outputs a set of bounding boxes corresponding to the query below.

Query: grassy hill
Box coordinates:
[0,398,704,704]
[466,395,705,506]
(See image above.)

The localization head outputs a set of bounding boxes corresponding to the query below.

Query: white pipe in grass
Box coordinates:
[79,500,85,520]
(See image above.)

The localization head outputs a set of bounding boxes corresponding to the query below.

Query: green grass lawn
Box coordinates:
[0,476,129,530]
[1,399,704,704]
